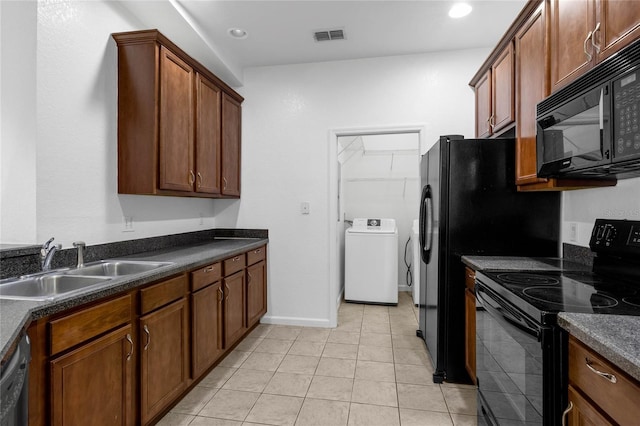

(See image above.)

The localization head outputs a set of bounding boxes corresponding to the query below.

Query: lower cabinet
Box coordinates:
[191,281,224,378]
[565,335,640,425]
[224,270,247,348]
[139,298,189,424]
[247,260,267,328]
[27,245,267,426]
[50,325,134,426]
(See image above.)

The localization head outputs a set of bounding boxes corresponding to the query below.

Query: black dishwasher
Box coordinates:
[1,335,30,426]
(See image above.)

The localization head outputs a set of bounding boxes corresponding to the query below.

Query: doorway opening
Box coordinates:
[328,126,425,327]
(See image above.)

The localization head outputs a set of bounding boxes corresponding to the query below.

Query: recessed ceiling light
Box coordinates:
[449,3,472,18]
[228,28,248,39]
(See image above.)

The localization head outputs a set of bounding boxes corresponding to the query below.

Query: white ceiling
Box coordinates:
[119,0,527,87]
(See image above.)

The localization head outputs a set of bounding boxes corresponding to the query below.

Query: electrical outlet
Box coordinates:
[301,202,310,215]
[569,222,577,242]
[123,216,135,232]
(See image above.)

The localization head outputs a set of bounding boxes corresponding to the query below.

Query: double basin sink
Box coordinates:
[0,260,173,301]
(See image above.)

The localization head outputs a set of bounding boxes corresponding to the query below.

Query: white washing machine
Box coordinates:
[345,218,398,304]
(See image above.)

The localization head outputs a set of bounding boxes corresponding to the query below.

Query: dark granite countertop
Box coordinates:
[558,313,640,383]
[461,256,591,272]
[0,237,268,361]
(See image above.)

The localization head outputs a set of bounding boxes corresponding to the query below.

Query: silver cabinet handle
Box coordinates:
[224,283,230,301]
[234,256,240,262]
[584,31,593,62]
[585,358,617,383]
[204,266,215,273]
[143,325,151,351]
[255,249,261,253]
[125,333,134,361]
[591,22,601,53]
[561,401,573,426]
[248,272,252,285]
[197,172,203,188]
[189,170,196,185]
[217,287,224,302]
[223,177,228,190]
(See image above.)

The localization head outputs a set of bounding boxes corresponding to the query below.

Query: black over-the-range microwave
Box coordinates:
[536,38,640,180]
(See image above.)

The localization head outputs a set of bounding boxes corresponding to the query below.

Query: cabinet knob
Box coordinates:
[561,401,573,426]
[591,22,601,53]
[583,31,593,62]
[143,325,151,351]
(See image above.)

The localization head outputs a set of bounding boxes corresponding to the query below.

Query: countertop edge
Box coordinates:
[0,237,268,361]
[558,313,640,383]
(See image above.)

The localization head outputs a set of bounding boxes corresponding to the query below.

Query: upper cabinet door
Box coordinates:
[515,3,549,185]
[549,0,597,92]
[221,93,241,197]
[594,0,640,62]
[491,42,515,133]
[475,71,491,138]
[159,47,194,192]
[195,74,222,195]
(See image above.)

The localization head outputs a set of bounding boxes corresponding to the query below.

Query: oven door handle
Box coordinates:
[476,284,541,340]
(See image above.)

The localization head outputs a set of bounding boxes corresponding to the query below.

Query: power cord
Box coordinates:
[404,236,412,287]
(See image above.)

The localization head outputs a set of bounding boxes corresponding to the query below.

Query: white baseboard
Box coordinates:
[260,315,333,328]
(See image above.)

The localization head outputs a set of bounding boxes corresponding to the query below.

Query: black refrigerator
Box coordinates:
[417,135,560,383]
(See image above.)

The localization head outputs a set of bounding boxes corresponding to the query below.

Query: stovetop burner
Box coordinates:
[495,273,560,286]
[522,286,619,309]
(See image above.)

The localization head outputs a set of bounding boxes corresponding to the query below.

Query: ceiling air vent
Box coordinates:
[314,29,345,42]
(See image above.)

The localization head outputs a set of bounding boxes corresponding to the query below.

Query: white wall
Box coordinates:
[0,1,224,248]
[562,177,640,247]
[0,1,37,244]
[214,49,488,326]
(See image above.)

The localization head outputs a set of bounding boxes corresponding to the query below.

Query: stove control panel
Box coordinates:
[590,219,640,254]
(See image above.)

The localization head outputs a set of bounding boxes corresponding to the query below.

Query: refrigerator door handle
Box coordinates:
[419,184,433,263]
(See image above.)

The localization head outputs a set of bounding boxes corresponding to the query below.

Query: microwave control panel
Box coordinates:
[613,69,640,159]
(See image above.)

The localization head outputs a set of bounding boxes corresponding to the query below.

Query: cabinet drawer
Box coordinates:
[49,294,132,356]
[247,246,266,266]
[224,254,246,276]
[191,262,222,292]
[140,274,187,314]
[568,336,640,425]
[465,267,476,292]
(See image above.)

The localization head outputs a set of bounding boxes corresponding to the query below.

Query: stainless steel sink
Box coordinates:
[0,274,112,301]
[66,260,173,277]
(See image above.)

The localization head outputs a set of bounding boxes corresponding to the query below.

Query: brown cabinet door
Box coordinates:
[224,270,246,347]
[159,46,194,192]
[50,325,133,426]
[464,288,476,385]
[475,70,492,138]
[594,0,640,62]
[491,42,515,133]
[549,0,597,91]
[515,3,549,186]
[247,260,267,328]
[221,93,241,197]
[140,298,189,424]
[191,282,224,378]
[195,74,222,194]
[566,385,614,426]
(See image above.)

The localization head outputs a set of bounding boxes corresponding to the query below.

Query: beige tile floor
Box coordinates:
[157,292,477,426]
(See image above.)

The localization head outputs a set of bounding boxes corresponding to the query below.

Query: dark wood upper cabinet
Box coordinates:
[491,42,515,134]
[550,0,640,92]
[475,71,492,138]
[222,93,242,197]
[196,74,222,195]
[112,30,243,198]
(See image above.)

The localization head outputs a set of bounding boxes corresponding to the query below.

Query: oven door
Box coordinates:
[476,282,550,425]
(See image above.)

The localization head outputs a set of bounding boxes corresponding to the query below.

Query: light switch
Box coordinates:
[301,202,310,215]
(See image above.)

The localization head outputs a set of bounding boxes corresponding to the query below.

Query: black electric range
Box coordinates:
[475,219,640,426]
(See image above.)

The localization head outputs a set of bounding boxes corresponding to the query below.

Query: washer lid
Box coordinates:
[348,218,397,234]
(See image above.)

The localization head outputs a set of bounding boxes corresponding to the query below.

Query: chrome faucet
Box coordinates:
[41,237,62,271]
[73,241,86,268]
